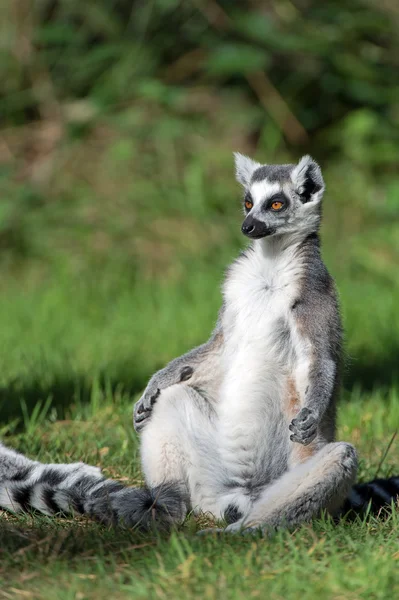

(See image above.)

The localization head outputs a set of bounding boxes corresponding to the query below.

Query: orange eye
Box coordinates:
[245,200,253,210]
[271,201,283,211]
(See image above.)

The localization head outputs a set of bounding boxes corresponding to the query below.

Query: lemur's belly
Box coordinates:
[216,295,298,491]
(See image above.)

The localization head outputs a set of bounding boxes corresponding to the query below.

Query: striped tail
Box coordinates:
[0,443,187,529]
[341,476,399,518]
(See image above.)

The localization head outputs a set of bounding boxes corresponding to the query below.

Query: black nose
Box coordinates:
[241,216,275,239]
[241,222,255,235]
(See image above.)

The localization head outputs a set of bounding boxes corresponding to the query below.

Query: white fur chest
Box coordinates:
[221,243,301,374]
[216,241,304,467]
[217,244,301,485]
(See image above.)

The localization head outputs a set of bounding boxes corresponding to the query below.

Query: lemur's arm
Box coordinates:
[134,325,224,432]
[289,278,341,446]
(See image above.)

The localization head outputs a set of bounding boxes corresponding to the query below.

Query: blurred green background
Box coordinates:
[1,3,399,596]
[0,0,398,425]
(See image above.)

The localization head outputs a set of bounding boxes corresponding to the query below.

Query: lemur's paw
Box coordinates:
[289,407,317,446]
[133,386,161,432]
[133,405,151,432]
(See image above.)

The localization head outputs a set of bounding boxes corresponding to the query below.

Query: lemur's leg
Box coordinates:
[140,383,221,518]
[134,328,223,432]
[224,442,357,534]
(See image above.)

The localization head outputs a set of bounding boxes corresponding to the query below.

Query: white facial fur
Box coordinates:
[250,180,281,208]
[235,153,325,238]
[234,153,261,187]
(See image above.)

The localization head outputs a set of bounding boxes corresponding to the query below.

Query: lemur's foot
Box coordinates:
[289,407,317,446]
[133,386,160,432]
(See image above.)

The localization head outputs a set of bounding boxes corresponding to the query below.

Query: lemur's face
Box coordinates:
[234,154,325,240]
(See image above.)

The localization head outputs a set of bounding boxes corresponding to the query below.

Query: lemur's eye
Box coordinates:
[271,201,284,211]
[245,200,253,210]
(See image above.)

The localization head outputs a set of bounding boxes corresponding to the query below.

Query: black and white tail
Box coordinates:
[340,476,399,518]
[0,443,187,529]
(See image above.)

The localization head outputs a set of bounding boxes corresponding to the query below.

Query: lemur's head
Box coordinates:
[234,154,325,240]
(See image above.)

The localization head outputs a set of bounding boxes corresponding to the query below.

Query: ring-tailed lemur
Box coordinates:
[0,154,398,532]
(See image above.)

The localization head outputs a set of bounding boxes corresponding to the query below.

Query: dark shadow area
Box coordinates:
[0,340,397,429]
[343,344,399,392]
[0,370,147,428]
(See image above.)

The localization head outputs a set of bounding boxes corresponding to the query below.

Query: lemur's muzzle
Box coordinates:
[241,216,275,239]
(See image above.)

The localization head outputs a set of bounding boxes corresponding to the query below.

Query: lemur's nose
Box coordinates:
[242,222,255,235]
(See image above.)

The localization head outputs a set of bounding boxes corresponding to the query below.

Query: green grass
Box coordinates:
[1,2,398,594]
[1,386,398,599]
[0,135,398,597]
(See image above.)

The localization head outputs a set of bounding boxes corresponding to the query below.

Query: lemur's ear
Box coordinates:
[234,153,261,187]
[291,155,325,203]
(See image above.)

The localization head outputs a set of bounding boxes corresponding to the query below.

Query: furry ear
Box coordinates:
[234,153,261,187]
[291,155,325,203]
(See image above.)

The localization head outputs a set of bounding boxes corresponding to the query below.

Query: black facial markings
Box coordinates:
[180,366,193,382]
[241,215,276,239]
[262,193,289,213]
[243,191,253,212]
[300,165,322,203]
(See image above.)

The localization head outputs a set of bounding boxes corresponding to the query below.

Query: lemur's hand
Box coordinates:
[133,366,194,433]
[133,381,160,433]
[289,407,317,446]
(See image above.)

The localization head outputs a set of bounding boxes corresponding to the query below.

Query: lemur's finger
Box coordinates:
[134,412,150,423]
[289,418,315,432]
[290,415,315,427]
[291,434,317,446]
[142,388,160,410]
[134,411,152,432]
[296,407,312,421]
[150,388,161,405]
